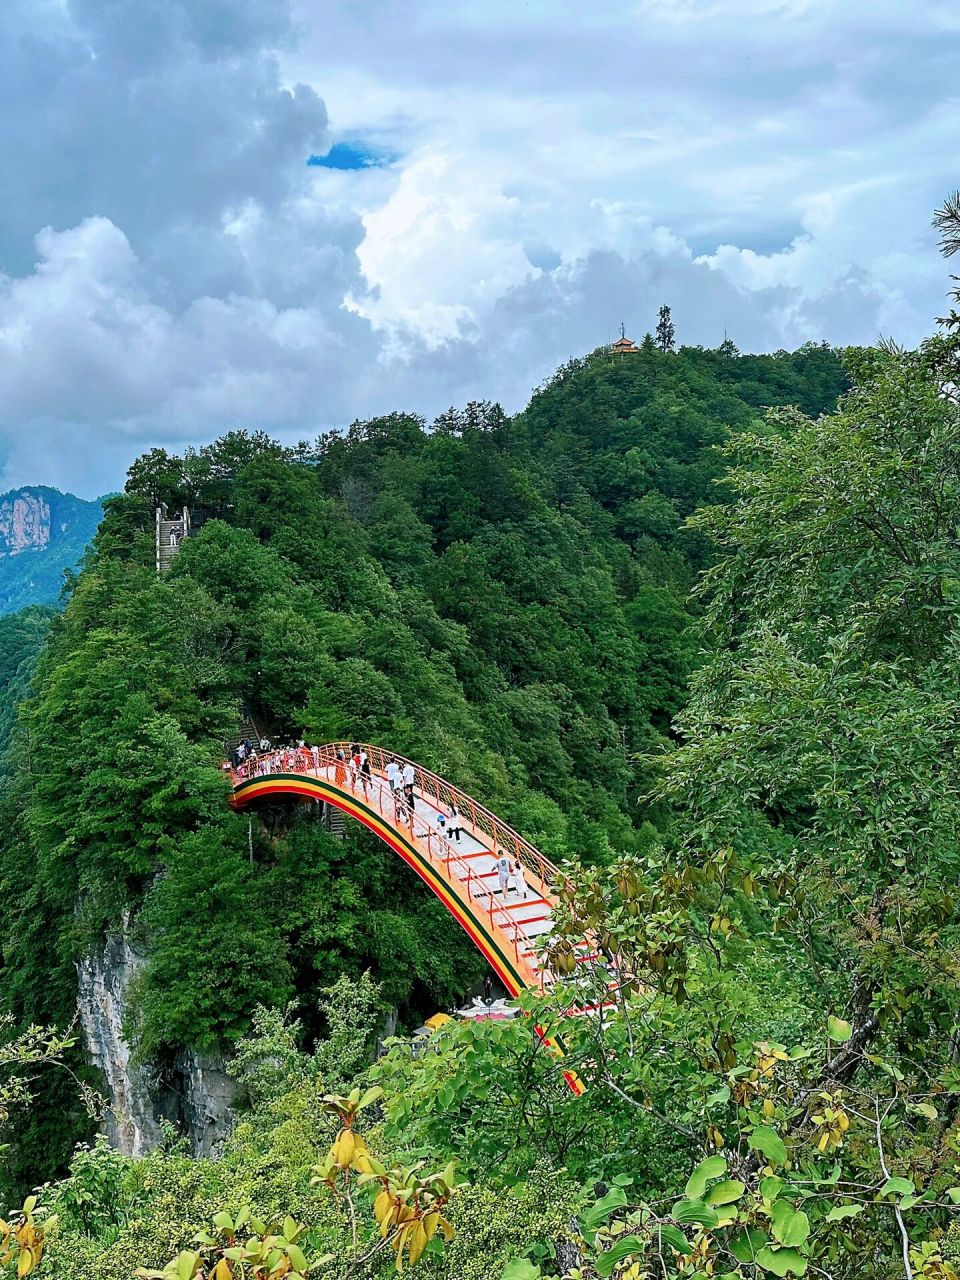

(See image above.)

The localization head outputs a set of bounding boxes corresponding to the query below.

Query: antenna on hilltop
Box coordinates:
[620,319,626,341]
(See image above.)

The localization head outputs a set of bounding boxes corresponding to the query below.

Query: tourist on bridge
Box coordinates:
[402,761,415,802]
[359,749,372,795]
[495,852,512,896]
[350,744,362,782]
[513,860,528,901]
[334,750,347,788]
[386,759,401,792]
[310,744,320,772]
[446,805,462,842]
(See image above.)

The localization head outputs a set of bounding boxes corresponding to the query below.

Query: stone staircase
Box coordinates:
[156,506,191,573]
[224,727,257,762]
[325,804,346,838]
[224,713,262,763]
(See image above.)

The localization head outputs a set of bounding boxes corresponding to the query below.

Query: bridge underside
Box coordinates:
[232,771,531,997]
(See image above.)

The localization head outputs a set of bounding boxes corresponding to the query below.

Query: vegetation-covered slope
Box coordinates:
[0,604,56,753]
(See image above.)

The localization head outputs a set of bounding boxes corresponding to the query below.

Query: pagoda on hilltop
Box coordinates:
[610,322,639,355]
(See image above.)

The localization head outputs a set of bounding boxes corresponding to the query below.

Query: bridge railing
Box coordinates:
[323,742,560,899]
[349,764,549,983]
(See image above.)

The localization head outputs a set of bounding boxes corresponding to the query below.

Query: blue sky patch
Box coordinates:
[308,142,392,170]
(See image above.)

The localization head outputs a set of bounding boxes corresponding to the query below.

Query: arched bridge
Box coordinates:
[229,742,593,1005]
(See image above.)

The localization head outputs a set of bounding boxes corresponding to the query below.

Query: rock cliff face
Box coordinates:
[0,491,51,555]
[77,929,238,1157]
[0,485,104,614]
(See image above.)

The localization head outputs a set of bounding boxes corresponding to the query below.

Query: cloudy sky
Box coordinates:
[1,0,957,496]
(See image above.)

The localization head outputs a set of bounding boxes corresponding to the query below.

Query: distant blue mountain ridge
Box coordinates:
[0,486,103,615]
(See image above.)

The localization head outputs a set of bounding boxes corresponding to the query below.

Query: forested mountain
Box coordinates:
[0,342,847,1180]
[5,338,954,1278]
[0,487,103,614]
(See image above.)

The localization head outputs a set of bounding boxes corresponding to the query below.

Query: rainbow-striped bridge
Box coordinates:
[229,742,590,1001]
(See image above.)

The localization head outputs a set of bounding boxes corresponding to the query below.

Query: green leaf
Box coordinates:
[825,1204,864,1222]
[748,1126,788,1165]
[756,1246,808,1276]
[286,1244,308,1272]
[760,1176,784,1202]
[581,1186,628,1236]
[946,1187,960,1204]
[671,1198,720,1227]
[595,1237,643,1278]
[771,1202,810,1247]
[908,1102,938,1120]
[880,1177,915,1198]
[212,1212,233,1232]
[706,1179,746,1206]
[705,1086,731,1106]
[729,1228,767,1264]
[501,1262,541,1280]
[684,1154,727,1199]
[827,1016,852,1043]
[174,1256,201,1280]
[658,1226,693,1255]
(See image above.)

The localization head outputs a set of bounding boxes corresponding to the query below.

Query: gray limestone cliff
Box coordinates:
[76,929,238,1157]
[0,491,51,555]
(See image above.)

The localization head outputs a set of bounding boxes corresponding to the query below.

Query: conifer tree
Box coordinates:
[655,304,675,352]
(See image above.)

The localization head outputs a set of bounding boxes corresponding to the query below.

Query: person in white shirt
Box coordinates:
[386,760,400,792]
[402,762,415,803]
[513,860,528,900]
[447,806,462,843]
[496,853,511,896]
